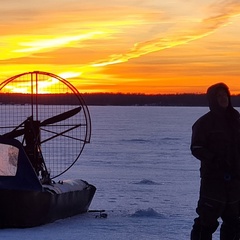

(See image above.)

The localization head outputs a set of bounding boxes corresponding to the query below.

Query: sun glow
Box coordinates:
[59,72,82,79]
[0,74,67,94]
[37,78,60,94]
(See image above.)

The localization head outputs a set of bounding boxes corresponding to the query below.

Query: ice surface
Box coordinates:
[0,106,222,239]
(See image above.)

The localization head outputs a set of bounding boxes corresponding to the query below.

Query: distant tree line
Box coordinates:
[1,92,240,106]
[83,93,209,106]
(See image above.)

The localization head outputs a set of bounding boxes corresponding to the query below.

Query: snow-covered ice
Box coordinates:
[0,106,222,239]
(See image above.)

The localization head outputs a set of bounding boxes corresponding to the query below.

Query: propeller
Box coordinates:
[41,106,81,126]
[2,106,82,139]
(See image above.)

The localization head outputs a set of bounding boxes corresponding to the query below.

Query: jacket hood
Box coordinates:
[206,82,232,112]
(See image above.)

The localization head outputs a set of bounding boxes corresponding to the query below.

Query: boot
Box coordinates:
[220,220,240,240]
[191,226,212,240]
[191,218,218,240]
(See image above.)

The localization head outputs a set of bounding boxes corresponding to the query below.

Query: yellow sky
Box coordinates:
[1,0,240,94]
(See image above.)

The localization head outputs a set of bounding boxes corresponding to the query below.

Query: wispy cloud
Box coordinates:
[92,0,240,67]
[14,32,104,53]
[0,31,106,61]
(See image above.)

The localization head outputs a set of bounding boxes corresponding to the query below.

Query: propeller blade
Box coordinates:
[41,106,81,126]
[2,106,81,139]
[2,128,25,138]
[2,118,28,138]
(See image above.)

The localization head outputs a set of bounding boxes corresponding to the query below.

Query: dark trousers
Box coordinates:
[191,197,240,240]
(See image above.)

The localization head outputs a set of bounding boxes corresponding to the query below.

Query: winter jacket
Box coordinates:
[191,83,240,201]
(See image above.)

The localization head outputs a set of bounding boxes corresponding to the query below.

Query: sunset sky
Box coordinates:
[1,0,240,94]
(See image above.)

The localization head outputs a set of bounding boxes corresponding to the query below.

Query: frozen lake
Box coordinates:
[0,106,222,239]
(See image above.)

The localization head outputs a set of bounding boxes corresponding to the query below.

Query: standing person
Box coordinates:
[190,83,240,240]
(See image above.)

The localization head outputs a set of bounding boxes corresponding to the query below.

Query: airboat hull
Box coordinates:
[0,181,96,228]
[0,137,96,228]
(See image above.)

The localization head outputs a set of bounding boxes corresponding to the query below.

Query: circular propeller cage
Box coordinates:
[0,71,91,179]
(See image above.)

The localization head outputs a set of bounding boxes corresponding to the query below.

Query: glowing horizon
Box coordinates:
[1,1,240,94]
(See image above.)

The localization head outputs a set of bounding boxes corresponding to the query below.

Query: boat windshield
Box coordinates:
[0,143,18,176]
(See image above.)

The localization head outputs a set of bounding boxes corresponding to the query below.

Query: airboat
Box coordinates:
[0,71,96,228]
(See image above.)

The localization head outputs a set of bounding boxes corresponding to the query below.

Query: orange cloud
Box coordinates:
[92,0,240,67]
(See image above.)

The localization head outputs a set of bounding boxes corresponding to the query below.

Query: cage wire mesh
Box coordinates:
[0,71,91,179]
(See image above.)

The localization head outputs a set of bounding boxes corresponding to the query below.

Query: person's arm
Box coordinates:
[190,120,215,161]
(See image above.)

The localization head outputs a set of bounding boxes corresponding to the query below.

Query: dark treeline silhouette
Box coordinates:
[1,92,240,106]
[83,93,209,106]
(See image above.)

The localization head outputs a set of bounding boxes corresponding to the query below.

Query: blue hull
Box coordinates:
[0,137,96,228]
[0,181,96,228]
